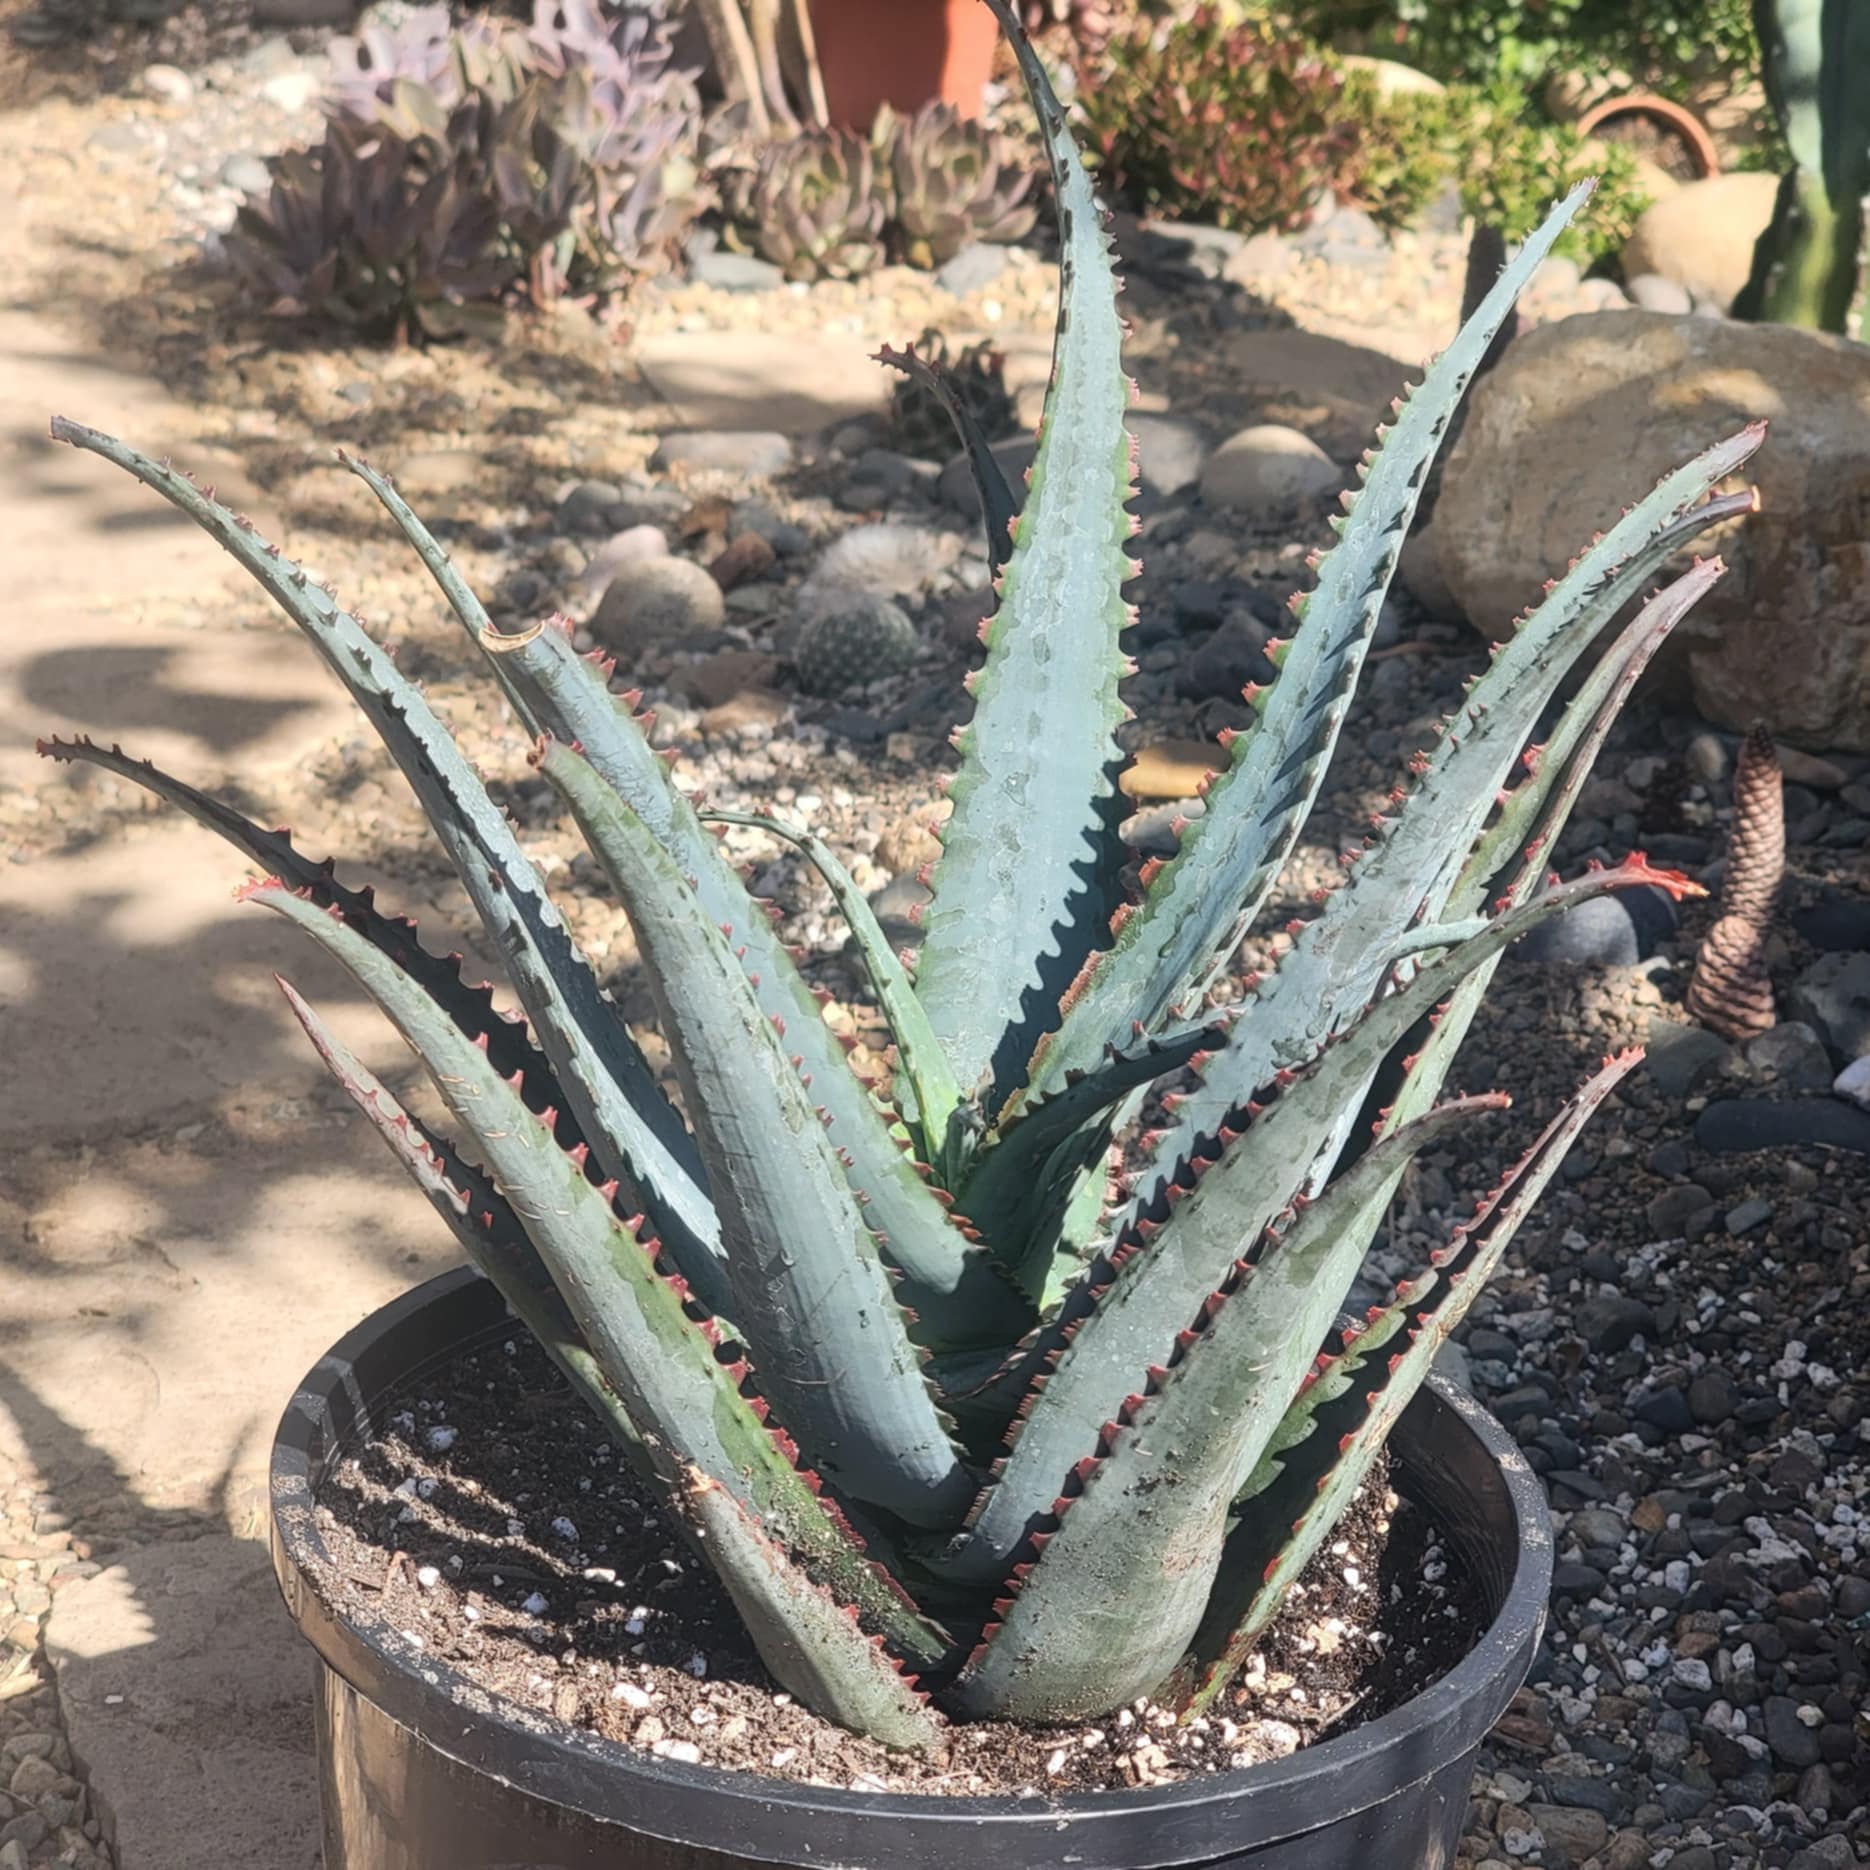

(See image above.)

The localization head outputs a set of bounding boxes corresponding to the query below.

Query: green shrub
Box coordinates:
[1339,76,1653,263]
[1289,0,1758,94]
[1334,71,1460,226]
[1080,5,1357,233]
[1451,88,1653,263]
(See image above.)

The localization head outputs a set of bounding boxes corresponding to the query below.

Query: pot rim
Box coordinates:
[272,1265,1551,1867]
[1575,91,1721,178]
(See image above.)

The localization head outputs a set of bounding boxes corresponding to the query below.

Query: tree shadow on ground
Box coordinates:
[0,1364,327,1868]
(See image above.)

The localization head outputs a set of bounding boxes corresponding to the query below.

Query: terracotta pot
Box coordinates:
[1575,93,1721,180]
[809,0,1000,128]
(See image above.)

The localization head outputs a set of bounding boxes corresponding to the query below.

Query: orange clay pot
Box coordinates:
[1575,92,1721,179]
[809,0,1000,128]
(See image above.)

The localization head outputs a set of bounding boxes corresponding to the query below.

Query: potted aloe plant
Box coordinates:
[40,4,1760,1863]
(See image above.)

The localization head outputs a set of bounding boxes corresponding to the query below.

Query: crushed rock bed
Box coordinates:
[306,1334,1479,1797]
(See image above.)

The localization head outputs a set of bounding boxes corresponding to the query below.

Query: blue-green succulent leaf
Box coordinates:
[1014,183,1600,1116]
[1179,1049,1639,1713]
[248,881,949,1668]
[940,855,1696,1590]
[946,1094,1505,1722]
[536,739,976,1530]
[909,0,1136,1114]
[486,622,1027,1351]
[44,420,719,1307]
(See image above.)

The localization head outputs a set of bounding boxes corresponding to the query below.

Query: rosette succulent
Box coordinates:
[226,118,511,339]
[882,100,1040,268]
[46,0,1757,1750]
[234,0,702,323]
[732,122,891,281]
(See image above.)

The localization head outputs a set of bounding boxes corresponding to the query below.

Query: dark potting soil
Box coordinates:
[306,1329,1481,1797]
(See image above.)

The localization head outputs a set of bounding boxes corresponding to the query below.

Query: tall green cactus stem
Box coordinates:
[1736,0,1870,334]
[39,0,1753,1748]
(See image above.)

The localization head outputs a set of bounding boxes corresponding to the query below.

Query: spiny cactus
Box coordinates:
[730,123,890,281]
[44,0,1758,1750]
[881,100,1040,269]
[794,595,921,695]
[1687,724,1783,1041]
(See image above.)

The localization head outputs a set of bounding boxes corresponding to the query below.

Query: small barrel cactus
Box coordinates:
[882,101,1040,269]
[794,595,920,695]
[733,124,890,282]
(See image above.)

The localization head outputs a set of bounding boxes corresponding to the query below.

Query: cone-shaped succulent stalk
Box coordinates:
[1687,723,1784,1041]
[39,0,1757,1749]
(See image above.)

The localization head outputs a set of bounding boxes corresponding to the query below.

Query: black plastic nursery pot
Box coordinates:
[271,1267,1553,1870]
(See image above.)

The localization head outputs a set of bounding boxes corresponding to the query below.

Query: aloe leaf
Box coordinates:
[947,1094,1504,1722]
[698,807,964,1175]
[536,740,976,1529]
[873,341,1021,575]
[247,879,948,1667]
[1016,183,1598,1115]
[1111,490,1743,1238]
[909,0,1136,1115]
[34,734,590,1158]
[1180,1050,1640,1714]
[1381,553,1737,1142]
[46,421,718,1303]
[1449,519,1748,917]
[1258,558,1729,1368]
[339,447,520,707]
[940,855,1699,1589]
[283,971,940,1749]
[684,1472,943,1752]
[274,975,649,1464]
[486,621,1026,1350]
[955,1018,1228,1271]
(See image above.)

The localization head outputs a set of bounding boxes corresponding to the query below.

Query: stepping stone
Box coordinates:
[635,331,892,435]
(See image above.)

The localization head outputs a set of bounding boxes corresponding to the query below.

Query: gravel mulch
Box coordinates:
[0,1455,112,1870]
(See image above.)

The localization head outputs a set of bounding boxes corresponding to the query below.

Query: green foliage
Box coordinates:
[227,0,702,334]
[45,1,1757,1748]
[1081,4,1357,232]
[1452,87,1653,261]
[1333,70,1459,226]
[1082,11,1649,264]
[1334,77,1652,261]
[1294,0,1759,93]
